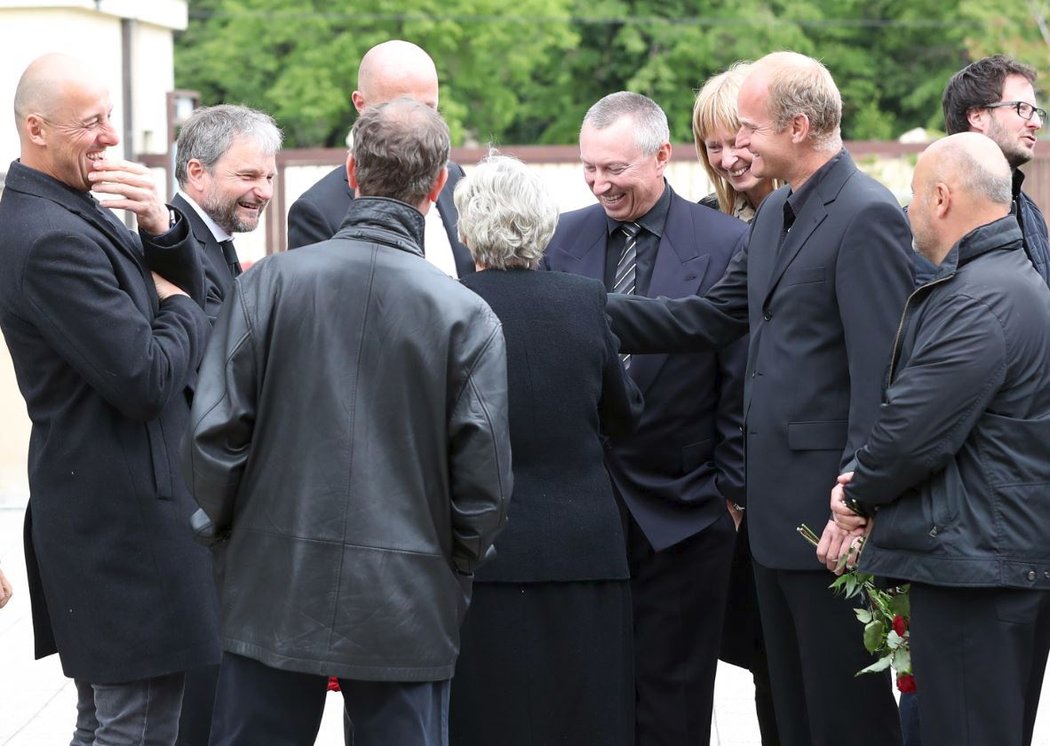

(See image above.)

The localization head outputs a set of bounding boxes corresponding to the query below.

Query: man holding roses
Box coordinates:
[825,132,1050,746]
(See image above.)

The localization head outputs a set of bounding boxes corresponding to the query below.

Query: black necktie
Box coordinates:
[779,202,796,251]
[219,239,242,278]
[613,222,641,368]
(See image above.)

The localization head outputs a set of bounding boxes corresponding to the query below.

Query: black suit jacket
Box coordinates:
[287,162,475,277]
[606,152,914,568]
[460,269,642,581]
[0,160,220,682]
[172,192,235,320]
[543,187,748,552]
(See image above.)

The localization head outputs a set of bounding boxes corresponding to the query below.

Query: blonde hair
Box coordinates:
[693,63,752,215]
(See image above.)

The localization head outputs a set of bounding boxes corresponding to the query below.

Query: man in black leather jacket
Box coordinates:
[823,133,1050,746]
[183,98,512,746]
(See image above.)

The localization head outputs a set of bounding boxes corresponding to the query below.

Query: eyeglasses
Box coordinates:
[984,101,1047,122]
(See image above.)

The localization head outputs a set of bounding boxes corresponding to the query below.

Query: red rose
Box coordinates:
[897,673,916,693]
[892,614,909,637]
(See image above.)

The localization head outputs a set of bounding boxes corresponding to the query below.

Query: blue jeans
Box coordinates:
[71,673,185,745]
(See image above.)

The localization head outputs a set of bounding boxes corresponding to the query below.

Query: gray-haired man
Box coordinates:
[174,104,282,318]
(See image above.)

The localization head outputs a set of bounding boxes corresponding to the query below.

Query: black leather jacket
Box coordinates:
[849,217,1050,589]
[183,197,512,681]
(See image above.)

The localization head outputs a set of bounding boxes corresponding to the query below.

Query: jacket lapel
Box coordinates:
[559,211,610,280]
[762,153,856,304]
[628,194,712,394]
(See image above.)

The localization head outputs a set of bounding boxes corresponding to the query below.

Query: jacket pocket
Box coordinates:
[781,266,825,286]
[787,420,847,451]
[145,420,174,500]
[681,439,713,473]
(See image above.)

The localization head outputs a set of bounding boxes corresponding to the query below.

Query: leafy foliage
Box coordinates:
[174,0,1047,146]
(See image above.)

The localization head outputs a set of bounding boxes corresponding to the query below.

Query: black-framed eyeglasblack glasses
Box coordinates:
[985,100,1048,122]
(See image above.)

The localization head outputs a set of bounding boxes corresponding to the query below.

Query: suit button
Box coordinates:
[1028,570,1038,581]
[763,310,772,321]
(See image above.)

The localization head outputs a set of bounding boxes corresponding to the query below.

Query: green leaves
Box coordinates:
[174,1,1042,147]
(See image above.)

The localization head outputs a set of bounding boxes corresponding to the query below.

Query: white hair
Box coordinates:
[454,152,559,270]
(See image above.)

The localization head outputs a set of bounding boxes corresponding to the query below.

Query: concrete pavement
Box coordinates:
[4,502,1047,745]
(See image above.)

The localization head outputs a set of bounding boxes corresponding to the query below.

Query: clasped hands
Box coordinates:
[816,471,873,575]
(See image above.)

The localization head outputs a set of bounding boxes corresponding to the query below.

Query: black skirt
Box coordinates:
[450,580,634,746]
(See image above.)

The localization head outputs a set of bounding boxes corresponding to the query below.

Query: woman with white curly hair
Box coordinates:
[449,153,642,745]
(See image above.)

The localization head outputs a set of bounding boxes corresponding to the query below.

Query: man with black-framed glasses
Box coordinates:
[943,55,1050,286]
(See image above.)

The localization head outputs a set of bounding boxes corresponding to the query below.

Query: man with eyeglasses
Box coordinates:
[943,55,1049,286]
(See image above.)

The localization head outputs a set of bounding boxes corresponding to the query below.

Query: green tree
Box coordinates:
[175,0,577,147]
[175,1,990,146]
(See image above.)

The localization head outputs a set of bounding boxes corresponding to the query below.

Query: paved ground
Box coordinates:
[1,502,1047,745]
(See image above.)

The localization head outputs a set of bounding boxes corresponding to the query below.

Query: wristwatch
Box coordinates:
[842,495,872,519]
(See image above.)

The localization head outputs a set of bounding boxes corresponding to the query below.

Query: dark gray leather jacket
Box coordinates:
[183,197,512,681]
[849,217,1050,589]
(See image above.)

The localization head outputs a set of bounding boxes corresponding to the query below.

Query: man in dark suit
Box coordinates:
[171,103,281,745]
[173,104,282,320]
[287,39,473,278]
[543,91,747,746]
[606,53,913,746]
[0,53,218,744]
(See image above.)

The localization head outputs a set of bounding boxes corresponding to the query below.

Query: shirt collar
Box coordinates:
[785,148,847,219]
[177,190,233,242]
[605,180,672,237]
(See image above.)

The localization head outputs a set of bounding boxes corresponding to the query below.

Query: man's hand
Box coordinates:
[0,568,13,609]
[726,499,743,530]
[88,158,170,235]
[816,519,867,575]
[830,471,867,532]
[152,272,188,302]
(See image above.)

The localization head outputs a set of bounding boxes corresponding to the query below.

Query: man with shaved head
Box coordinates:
[827,132,1050,746]
[0,54,219,744]
[287,39,473,278]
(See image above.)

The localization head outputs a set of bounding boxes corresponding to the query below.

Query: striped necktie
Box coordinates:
[613,221,641,368]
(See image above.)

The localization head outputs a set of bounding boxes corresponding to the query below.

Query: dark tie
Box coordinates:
[613,222,641,368]
[779,201,796,251]
[219,239,242,278]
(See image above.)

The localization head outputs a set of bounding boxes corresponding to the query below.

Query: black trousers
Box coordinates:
[177,664,218,746]
[208,652,450,746]
[449,580,634,746]
[910,583,1050,746]
[627,509,736,746]
[753,561,902,746]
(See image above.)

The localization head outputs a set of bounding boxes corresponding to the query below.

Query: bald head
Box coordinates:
[352,40,439,113]
[13,53,118,191]
[14,53,104,134]
[909,132,1013,264]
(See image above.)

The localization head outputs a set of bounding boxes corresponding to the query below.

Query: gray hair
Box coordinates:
[582,91,669,154]
[758,52,842,152]
[454,152,558,270]
[351,97,450,205]
[175,104,282,186]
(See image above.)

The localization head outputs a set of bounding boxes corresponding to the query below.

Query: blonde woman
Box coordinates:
[695,62,779,220]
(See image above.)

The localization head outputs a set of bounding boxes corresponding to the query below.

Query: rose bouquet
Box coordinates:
[798,523,914,692]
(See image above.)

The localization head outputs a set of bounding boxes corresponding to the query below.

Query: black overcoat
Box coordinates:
[0,160,220,683]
